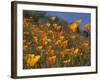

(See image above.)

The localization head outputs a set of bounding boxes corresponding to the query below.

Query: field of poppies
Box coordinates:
[23,11,91,69]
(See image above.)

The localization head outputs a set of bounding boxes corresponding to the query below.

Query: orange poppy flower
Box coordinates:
[55,40,61,45]
[60,40,68,47]
[48,56,56,65]
[84,23,90,31]
[24,54,41,68]
[71,48,79,57]
[63,59,71,65]
[36,46,43,51]
[47,46,52,51]
[68,23,78,33]
[59,52,65,58]
[42,36,48,45]
[33,36,38,44]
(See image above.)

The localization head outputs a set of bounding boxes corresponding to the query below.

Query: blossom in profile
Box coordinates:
[84,23,90,31]
[68,19,82,33]
[70,48,79,57]
[24,54,41,68]
[68,23,78,33]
